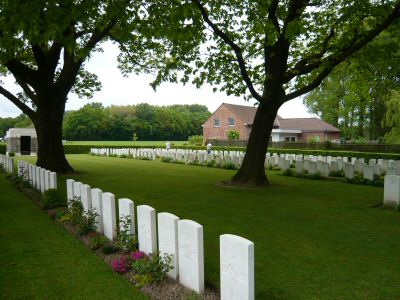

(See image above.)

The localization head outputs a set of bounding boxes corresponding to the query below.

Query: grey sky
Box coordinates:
[0,42,314,118]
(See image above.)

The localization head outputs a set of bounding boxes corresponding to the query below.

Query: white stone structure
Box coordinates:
[137,205,157,254]
[102,192,117,240]
[118,198,135,235]
[5,128,38,156]
[363,165,374,181]
[158,212,179,279]
[80,184,92,213]
[383,175,400,210]
[220,234,254,300]
[178,219,204,294]
[66,179,75,203]
[91,188,103,233]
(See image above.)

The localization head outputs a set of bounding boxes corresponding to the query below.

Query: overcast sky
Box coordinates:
[0,42,314,118]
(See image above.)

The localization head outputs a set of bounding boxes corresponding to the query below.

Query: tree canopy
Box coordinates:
[0,0,170,171]
[304,29,400,141]
[127,0,399,185]
[63,103,209,141]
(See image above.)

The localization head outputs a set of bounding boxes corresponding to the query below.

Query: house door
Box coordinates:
[20,136,31,155]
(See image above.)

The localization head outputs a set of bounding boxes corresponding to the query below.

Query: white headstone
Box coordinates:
[118,198,135,235]
[137,205,157,254]
[35,167,40,190]
[32,166,37,187]
[50,172,57,189]
[383,175,400,210]
[158,212,179,279]
[91,188,103,233]
[343,163,354,179]
[178,219,204,293]
[40,168,45,193]
[220,234,254,300]
[102,192,117,240]
[44,170,50,191]
[363,165,374,181]
[80,184,92,213]
[73,181,82,199]
[66,179,75,202]
[295,160,303,174]
[308,161,317,175]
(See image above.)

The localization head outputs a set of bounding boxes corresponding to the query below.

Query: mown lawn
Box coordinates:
[20,155,400,299]
[63,140,187,146]
[0,175,147,300]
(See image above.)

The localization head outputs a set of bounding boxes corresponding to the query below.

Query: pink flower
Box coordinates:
[131,250,147,261]
[112,256,130,274]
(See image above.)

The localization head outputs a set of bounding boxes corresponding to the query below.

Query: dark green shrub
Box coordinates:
[90,235,108,250]
[188,135,203,145]
[101,244,119,255]
[223,162,237,170]
[77,209,99,236]
[42,189,66,209]
[0,143,6,154]
[161,157,173,163]
[206,160,216,168]
[308,172,323,180]
[131,252,172,287]
[116,216,137,252]
[67,197,84,225]
[282,169,294,176]
[8,152,15,157]
[329,170,345,177]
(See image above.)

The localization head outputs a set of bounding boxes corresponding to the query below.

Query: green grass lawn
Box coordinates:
[0,174,147,300]
[18,155,400,299]
[63,140,188,146]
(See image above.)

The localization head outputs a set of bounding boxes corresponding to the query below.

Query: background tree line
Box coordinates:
[62,103,210,141]
[304,29,400,143]
[0,114,33,137]
[1,103,210,141]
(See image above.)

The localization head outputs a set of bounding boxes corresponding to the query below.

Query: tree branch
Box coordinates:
[31,43,47,70]
[284,28,334,82]
[6,60,39,89]
[13,75,38,103]
[284,67,332,101]
[191,0,263,102]
[268,0,281,34]
[282,0,309,35]
[284,0,400,99]
[0,85,35,118]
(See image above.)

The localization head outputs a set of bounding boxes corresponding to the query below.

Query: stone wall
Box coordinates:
[6,136,38,155]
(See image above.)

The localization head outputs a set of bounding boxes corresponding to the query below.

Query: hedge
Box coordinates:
[64,144,400,160]
[0,143,5,154]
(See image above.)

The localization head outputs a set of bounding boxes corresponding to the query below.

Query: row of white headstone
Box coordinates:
[66,178,254,299]
[0,154,14,174]
[274,156,400,180]
[90,148,400,175]
[17,160,57,193]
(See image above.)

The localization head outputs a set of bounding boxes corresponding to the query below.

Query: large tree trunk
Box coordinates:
[34,101,73,173]
[230,100,280,186]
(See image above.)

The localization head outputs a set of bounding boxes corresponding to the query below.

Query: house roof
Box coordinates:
[206,103,340,132]
[222,103,280,127]
[278,118,340,132]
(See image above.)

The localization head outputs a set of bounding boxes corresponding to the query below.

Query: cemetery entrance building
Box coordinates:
[5,128,38,156]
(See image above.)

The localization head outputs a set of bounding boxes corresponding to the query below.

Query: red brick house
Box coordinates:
[202,103,340,143]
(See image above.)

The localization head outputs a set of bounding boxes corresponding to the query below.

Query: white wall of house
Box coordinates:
[271,129,302,142]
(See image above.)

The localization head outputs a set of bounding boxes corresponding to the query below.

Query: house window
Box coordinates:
[228,117,235,126]
[285,136,297,142]
[213,118,220,127]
